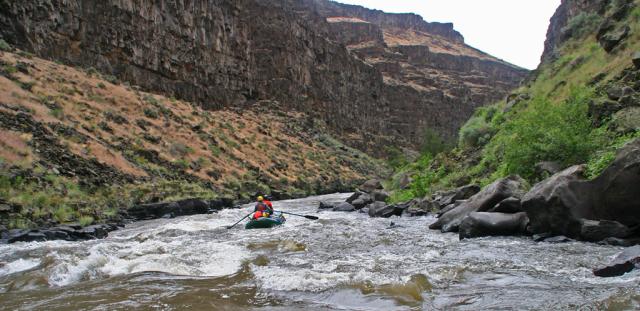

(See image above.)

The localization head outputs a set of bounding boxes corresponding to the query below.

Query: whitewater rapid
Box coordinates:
[1,193,638,310]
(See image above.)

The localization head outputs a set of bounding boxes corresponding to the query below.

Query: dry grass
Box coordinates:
[0,49,377,189]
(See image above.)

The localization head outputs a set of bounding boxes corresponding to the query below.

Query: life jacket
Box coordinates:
[253,211,263,219]
[255,202,269,212]
[264,200,273,209]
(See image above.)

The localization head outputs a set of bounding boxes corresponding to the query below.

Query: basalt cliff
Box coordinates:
[0,0,527,154]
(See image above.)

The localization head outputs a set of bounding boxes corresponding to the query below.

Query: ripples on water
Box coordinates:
[0,193,639,310]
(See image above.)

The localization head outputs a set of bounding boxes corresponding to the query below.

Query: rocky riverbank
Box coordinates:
[0,197,239,244]
[326,137,640,277]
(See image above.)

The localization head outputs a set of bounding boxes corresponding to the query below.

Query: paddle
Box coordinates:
[226,212,253,229]
[277,211,319,220]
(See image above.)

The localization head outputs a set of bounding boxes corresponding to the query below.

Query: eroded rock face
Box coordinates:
[0,0,527,154]
[541,0,610,63]
[430,176,527,232]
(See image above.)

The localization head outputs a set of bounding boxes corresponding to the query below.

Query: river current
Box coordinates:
[0,193,639,310]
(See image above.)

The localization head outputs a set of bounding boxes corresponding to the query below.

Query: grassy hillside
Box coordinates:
[388,0,640,202]
[0,45,386,229]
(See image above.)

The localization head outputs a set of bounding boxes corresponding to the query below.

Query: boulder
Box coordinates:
[7,231,46,243]
[432,184,480,207]
[346,191,363,204]
[367,201,402,218]
[404,199,439,217]
[633,51,640,69]
[523,139,640,240]
[606,85,625,101]
[436,200,466,218]
[579,219,632,242]
[593,245,640,277]
[487,197,522,214]
[599,26,630,53]
[352,194,372,209]
[611,107,640,134]
[429,176,527,232]
[521,165,590,237]
[318,201,335,210]
[333,202,356,212]
[371,190,390,202]
[459,212,529,240]
[77,225,109,239]
[535,161,563,177]
[127,198,212,220]
[358,179,383,193]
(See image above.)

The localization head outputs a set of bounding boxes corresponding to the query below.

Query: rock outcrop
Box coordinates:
[429,176,527,232]
[522,139,640,241]
[0,0,527,154]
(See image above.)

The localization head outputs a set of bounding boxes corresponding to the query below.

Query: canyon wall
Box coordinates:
[0,0,528,154]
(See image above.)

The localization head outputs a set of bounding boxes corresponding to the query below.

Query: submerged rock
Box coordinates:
[333,202,356,212]
[593,245,640,277]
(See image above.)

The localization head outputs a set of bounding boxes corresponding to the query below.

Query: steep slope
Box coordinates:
[315,1,528,146]
[389,0,640,200]
[0,47,384,229]
[0,0,527,154]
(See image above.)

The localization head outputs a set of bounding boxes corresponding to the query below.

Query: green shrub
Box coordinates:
[420,128,452,156]
[79,215,94,227]
[562,12,602,39]
[459,116,493,148]
[53,205,74,223]
[143,107,159,119]
[0,39,11,52]
[486,87,603,179]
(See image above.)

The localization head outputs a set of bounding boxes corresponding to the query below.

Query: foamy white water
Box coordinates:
[0,193,638,310]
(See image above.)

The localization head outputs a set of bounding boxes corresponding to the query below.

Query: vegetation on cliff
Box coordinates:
[388,0,640,202]
[0,46,385,229]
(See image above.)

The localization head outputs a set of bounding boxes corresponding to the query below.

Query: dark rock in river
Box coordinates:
[333,202,356,212]
[430,176,527,232]
[346,191,363,204]
[368,201,402,218]
[522,138,640,241]
[127,198,232,220]
[432,184,480,209]
[436,200,466,218]
[459,212,529,240]
[593,245,640,277]
[5,223,121,243]
[319,201,336,210]
[487,197,522,214]
[579,219,632,242]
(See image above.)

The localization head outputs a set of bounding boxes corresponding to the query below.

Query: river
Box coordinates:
[0,193,639,310]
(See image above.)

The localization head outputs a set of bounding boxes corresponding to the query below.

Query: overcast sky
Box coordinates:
[332,0,561,69]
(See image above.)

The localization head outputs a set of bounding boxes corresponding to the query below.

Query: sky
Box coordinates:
[332,0,562,69]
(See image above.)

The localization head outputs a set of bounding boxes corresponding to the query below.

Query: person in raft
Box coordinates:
[253,196,274,219]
